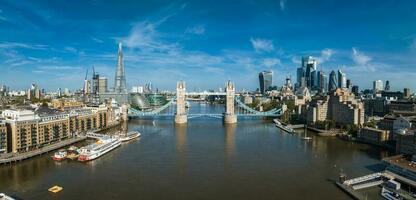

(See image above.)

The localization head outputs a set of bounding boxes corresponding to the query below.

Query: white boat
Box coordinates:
[381,187,401,200]
[52,149,67,161]
[273,119,295,134]
[119,131,141,142]
[78,136,121,162]
[0,193,15,200]
[301,125,312,140]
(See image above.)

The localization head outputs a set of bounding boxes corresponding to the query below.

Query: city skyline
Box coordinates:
[1,0,416,91]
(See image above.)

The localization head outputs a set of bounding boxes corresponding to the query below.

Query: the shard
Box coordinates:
[114,43,127,93]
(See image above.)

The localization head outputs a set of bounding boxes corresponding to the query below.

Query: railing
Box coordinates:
[343,172,382,185]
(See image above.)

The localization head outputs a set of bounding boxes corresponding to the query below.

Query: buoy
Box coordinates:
[48,185,63,193]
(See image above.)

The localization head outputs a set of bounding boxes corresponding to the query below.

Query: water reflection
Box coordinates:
[224,123,236,159]
[175,123,187,175]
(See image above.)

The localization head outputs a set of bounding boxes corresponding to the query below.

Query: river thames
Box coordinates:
[0,103,390,200]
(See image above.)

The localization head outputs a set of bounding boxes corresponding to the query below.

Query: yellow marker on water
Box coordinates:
[48,185,63,193]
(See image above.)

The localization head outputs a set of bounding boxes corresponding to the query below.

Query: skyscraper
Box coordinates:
[337,70,346,88]
[259,70,273,94]
[329,70,337,91]
[114,43,127,93]
[385,80,390,91]
[296,56,316,89]
[346,79,352,89]
[318,70,328,93]
[352,85,359,96]
[373,80,383,94]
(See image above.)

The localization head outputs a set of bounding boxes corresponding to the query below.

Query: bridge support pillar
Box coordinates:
[223,81,237,124]
[175,81,187,124]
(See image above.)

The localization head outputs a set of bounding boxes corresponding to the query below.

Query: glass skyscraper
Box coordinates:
[337,70,346,88]
[329,70,337,91]
[259,71,273,94]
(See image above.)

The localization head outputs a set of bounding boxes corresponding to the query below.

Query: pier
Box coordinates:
[0,136,86,165]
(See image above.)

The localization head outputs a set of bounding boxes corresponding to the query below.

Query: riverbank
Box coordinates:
[0,136,86,165]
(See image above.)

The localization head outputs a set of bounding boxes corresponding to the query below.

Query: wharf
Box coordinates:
[0,136,86,165]
[307,126,338,136]
[335,182,366,200]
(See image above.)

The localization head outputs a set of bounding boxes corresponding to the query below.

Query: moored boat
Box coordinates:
[119,131,141,142]
[274,119,295,134]
[0,193,15,200]
[78,136,121,162]
[52,149,67,161]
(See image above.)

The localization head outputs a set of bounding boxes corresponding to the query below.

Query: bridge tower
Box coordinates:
[175,81,187,124]
[224,81,237,123]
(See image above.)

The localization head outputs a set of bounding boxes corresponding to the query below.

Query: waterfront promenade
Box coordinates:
[0,136,86,165]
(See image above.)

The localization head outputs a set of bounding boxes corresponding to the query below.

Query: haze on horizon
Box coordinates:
[0,0,415,92]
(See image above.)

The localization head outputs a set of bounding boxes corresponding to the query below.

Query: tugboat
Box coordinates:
[119,131,141,142]
[52,149,67,161]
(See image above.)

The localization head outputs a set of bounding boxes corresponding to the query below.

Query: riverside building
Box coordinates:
[306,88,365,126]
[1,105,109,154]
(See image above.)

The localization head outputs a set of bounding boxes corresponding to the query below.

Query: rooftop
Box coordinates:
[383,155,416,173]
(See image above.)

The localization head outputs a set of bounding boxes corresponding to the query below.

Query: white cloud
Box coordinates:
[263,58,281,68]
[316,48,334,63]
[186,25,205,35]
[0,42,48,50]
[250,38,274,52]
[92,37,104,43]
[352,48,372,66]
[121,20,178,53]
[64,47,78,53]
[279,0,286,11]
[38,65,82,70]
[291,56,301,65]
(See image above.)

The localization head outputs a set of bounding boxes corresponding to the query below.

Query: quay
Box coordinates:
[0,136,86,165]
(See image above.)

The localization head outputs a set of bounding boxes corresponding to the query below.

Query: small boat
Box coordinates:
[67,152,79,160]
[0,193,15,200]
[119,131,141,142]
[52,150,67,161]
[48,185,63,193]
[78,136,121,162]
[381,187,401,200]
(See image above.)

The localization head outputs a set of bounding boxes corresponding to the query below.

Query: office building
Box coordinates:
[346,79,351,89]
[337,70,346,88]
[373,80,383,94]
[351,85,359,96]
[296,56,317,90]
[328,70,337,91]
[404,88,411,99]
[98,77,108,94]
[385,80,390,91]
[259,70,273,94]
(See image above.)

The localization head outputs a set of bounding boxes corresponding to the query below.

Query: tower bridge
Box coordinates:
[128,81,285,124]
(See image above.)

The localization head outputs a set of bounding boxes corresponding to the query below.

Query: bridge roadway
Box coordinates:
[128,113,282,118]
[185,92,226,96]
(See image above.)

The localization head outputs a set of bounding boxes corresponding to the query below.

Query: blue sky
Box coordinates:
[1,0,416,91]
